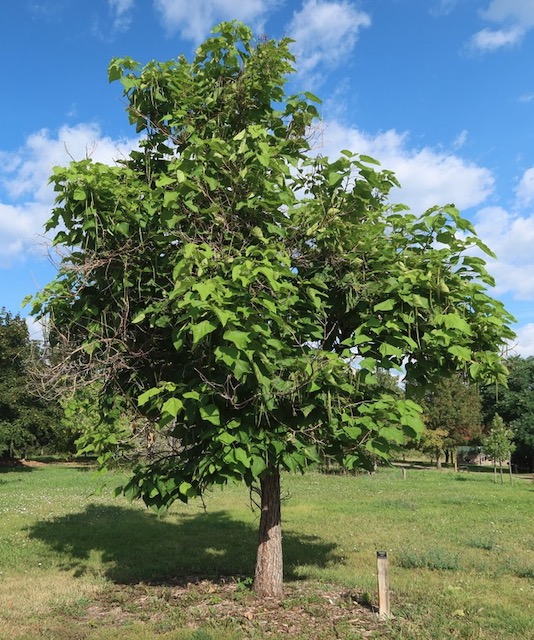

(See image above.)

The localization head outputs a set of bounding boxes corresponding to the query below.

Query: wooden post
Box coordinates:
[401,467,407,480]
[376,551,391,619]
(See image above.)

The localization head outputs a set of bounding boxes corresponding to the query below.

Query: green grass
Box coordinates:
[0,462,533,639]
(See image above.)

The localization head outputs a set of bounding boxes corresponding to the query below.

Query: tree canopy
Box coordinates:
[481,355,534,472]
[419,374,483,466]
[0,309,60,459]
[29,22,514,596]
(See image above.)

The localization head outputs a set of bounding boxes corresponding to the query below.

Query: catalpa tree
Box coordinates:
[30,22,514,597]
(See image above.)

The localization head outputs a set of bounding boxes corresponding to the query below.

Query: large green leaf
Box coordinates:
[200,404,221,425]
[162,397,183,418]
[223,330,250,350]
[191,320,217,344]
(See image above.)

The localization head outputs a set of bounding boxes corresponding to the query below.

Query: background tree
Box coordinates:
[420,375,483,468]
[418,426,448,468]
[0,308,60,460]
[480,355,534,472]
[483,414,515,483]
[30,22,514,597]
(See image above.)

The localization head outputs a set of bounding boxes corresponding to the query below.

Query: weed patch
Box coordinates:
[396,548,461,571]
[466,537,496,551]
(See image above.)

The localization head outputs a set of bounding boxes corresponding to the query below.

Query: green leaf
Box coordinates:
[250,455,267,478]
[360,155,381,165]
[162,397,183,418]
[163,191,179,207]
[193,281,216,301]
[132,311,146,324]
[448,345,472,361]
[328,172,343,187]
[191,320,217,344]
[359,357,378,371]
[378,426,405,444]
[179,481,196,498]
[374,299,396,312]
[116,222,130,236]
[108,61,122,82]
[304,91,321,103]
[379,343,404,358]
[214,307,233,327]
[234,447,250,468]
[217,432,238,445]
[469,362,481,379]
[138,387,163,407]
[156,175,175,187]
[200,404,220,425]
[441,314,472,335]
[223,330,250,350]
[233,358,252,380]
[344,426,362,440]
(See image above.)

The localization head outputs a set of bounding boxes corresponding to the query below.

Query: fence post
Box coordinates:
[376,551,391,619]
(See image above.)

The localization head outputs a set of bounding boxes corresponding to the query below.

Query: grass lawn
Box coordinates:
[0,461,533,639]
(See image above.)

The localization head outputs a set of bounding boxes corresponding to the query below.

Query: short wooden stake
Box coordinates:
[401,467,407,480]
[376,551,391,619]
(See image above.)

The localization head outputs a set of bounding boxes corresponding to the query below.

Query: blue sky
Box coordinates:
[2,0,534,354]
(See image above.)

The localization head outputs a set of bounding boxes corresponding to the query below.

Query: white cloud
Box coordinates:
[515,166,534,205]
[481,0,534,25]
[453,129,468,150]
[473,206,534,300]
[511,323,534,357]
[468,0,534,52]
[153,0,276,42]
[468,26,524,52]
[317,121,494,212]
[0,123,138,266]
[0,202,51,267]
[288,0,371,80]
[109,0,135,32]
[430,0,459,17]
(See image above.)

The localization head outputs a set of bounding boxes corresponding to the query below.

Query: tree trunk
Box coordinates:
[254,466,283,598]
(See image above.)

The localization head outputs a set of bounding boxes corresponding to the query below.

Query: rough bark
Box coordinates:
[254,465,283,598]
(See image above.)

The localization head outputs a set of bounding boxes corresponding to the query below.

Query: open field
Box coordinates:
[0,462,533,639]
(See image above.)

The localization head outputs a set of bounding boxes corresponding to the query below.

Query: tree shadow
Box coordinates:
[27,504,340,585]
[0,461,35,473]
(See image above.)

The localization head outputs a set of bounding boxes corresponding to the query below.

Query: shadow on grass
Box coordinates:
[0,461,35,473]
[27,504,340,585]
